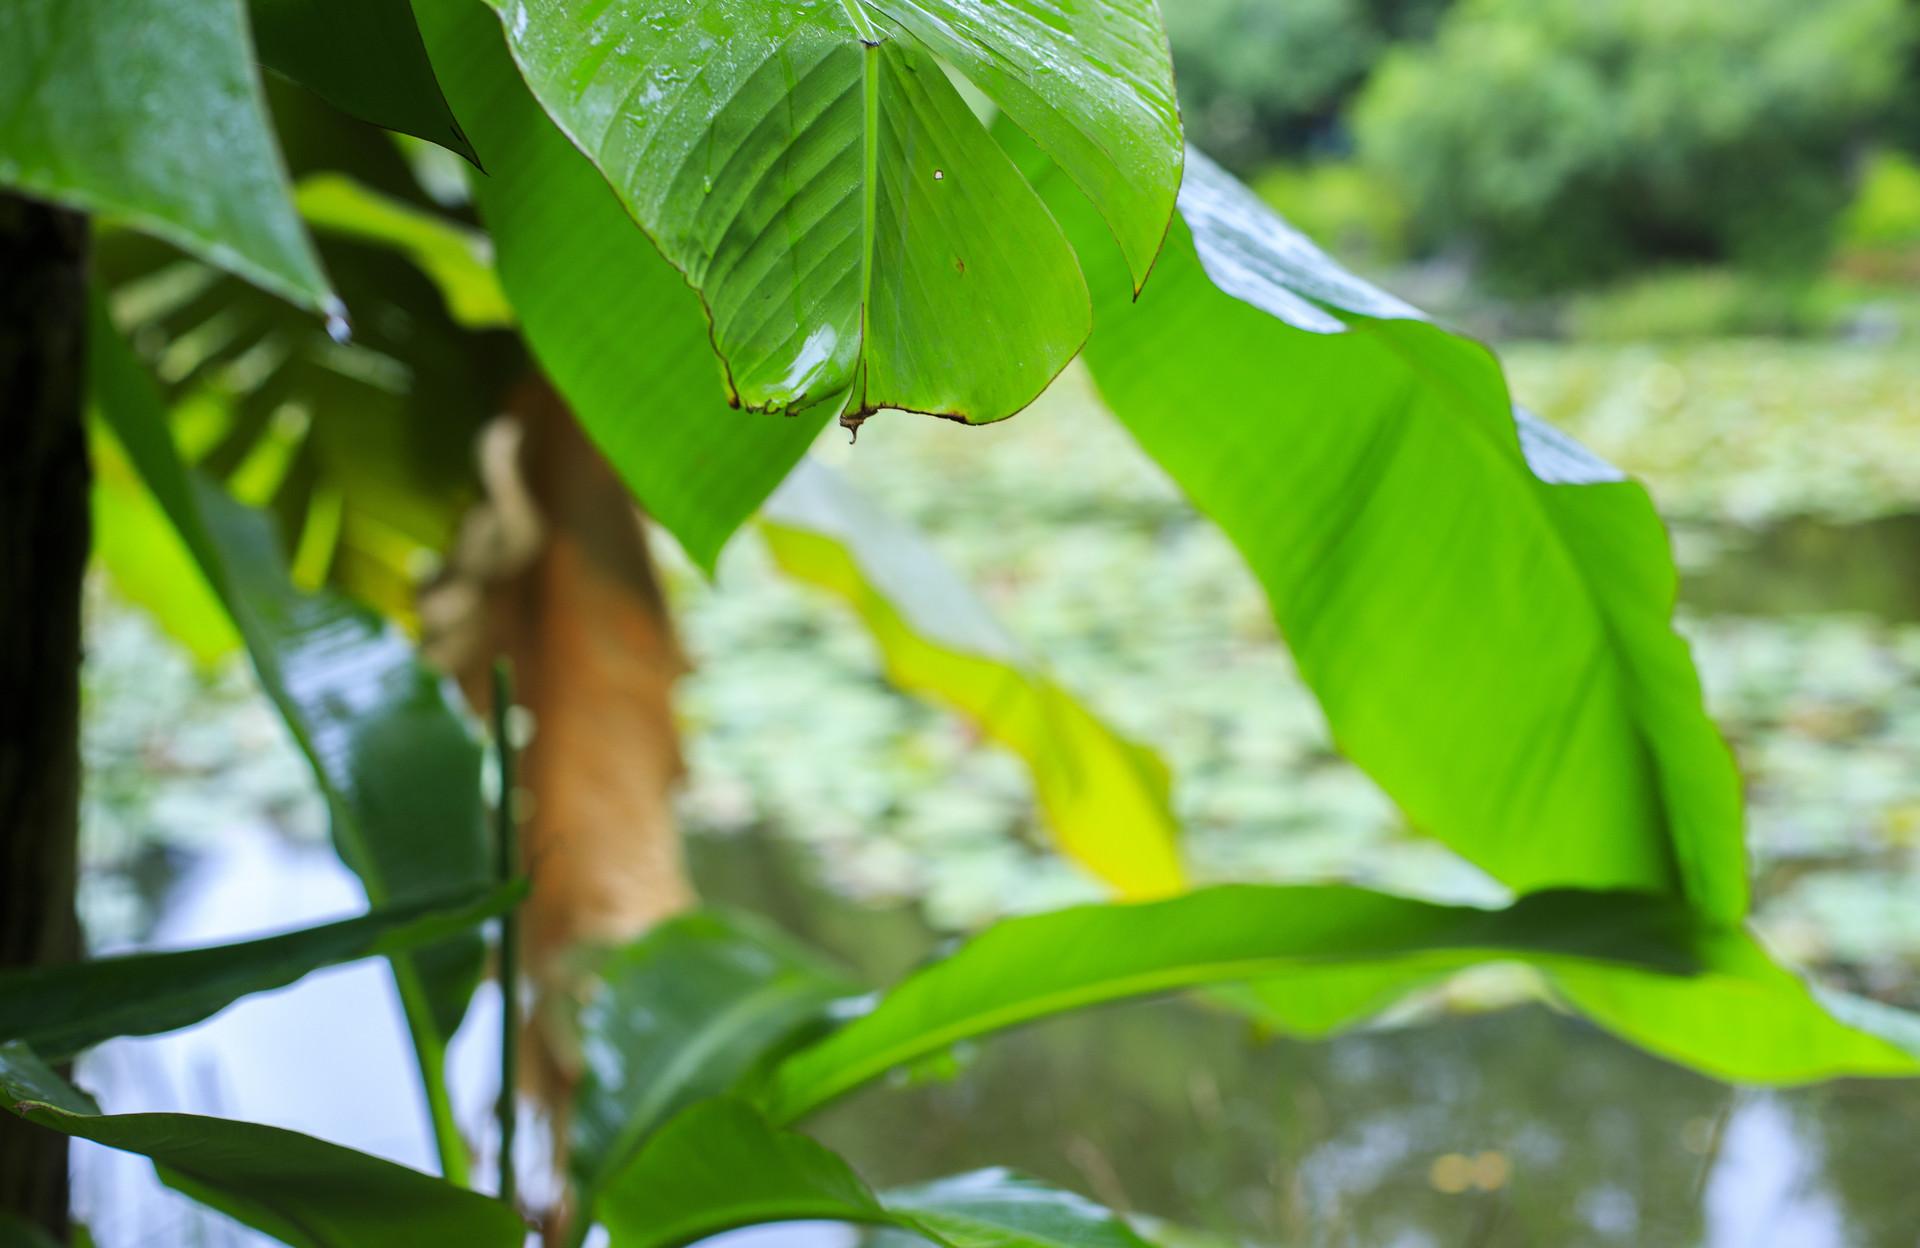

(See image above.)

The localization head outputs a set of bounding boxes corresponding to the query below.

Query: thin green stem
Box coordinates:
[492,660,522,1211]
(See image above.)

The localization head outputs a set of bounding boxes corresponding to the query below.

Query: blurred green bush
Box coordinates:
[1353,0,1915,291]
[1251,162,1411,268]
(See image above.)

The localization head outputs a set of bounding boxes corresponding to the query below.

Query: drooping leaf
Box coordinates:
[415,0,827,570]
[247,0,479,163]
[0,882,522,1061]
[762,885,1726,1122]
[0,1045,526,1247]
[480,0,1136,424]
[571,911,859,1210]
[87,300,491,1176]
[0,0,335,314]
[1042,146,1747,921]
[761,459,1184,897]
[601,1098,1149,1248]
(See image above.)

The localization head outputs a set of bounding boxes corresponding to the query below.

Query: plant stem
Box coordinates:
[492,660,522,1210]
[0,193,88,1238]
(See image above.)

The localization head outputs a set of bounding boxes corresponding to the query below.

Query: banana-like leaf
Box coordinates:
[296,175,512,330]
[761,459,1184,897]
[480,0,1177,423]
[571,911,859,1211]
[0,1045,526,1247]
[601,1098,1148,1248]
[761,885,1732,1122]
[416,0,827,570]
[1040,146,1748,921]
[0,882,522,1061]
[87,300,491,1178]
[0,0,335,315]
[248,0,479,164]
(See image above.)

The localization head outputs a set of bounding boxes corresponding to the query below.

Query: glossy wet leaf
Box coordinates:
[481,0,1112,423]
[571,911,858,1210]
[0,1045,526,1247]
[762,885,1723,1121]
[0,0,334,314]
[602,1098,1147,1248]
[416,0,826,569]
[88,302,490,1172]
[0,882,521,1061]
[1044,146,1748,920]
[248,0,478,163]
[762,459,1184,896]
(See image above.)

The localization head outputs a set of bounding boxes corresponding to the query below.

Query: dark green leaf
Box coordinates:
[762,459,1184,896]
[571,911,858,1208]
[481,0,1111,424]
[0,0,334,313]
[1049,146,1747,920]
[248,0,479,163]
[87,299,491,1174]
[0,882,522,1061]
[762,886,1724,1122]
[415,0,826,569]
[0,1045,526,1247]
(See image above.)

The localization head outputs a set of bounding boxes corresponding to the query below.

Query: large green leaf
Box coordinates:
[762,459,1184,896]
[571,911,858,1211]
[248,0,478,163]
[478,0,1178,423]
[0,0,335,314]
[601,1098,1148,1248]
[415,0,827,570]
[1046,147,1747,921]
[761,885,1726,1122]
[0,882,521,1061]
[87,300,490,1179]
[0,1044,526,1247]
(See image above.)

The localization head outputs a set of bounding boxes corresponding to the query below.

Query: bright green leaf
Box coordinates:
[415,0,826,570]
[0,0,335,314]
[762,885,1725,1122]
[761,459,1184,897]
[248,0,479,164]
[87,299,490,1178]
[481,0,1097,424]
[295,174,511,329]
[0,882,522,1061]
[1051,147,1747,920]
[0,1044,526,1247]
[571,911,858,1212]
[885,1170,1155,1248]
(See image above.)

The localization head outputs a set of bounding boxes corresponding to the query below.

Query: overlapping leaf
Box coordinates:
[248,0,478,162]
[479,0,1180,423]
[87,301,491,1177]
[0,1045,525,1247]
[416,0,828,569]
[0,0,334,313]
[762,459,1184,896]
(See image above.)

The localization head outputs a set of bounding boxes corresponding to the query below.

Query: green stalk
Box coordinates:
[492,660,522,1210]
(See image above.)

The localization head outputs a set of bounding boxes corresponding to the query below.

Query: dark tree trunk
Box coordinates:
[0,194,90,1237]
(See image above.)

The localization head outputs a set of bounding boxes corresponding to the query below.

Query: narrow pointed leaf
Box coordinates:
[248,0,479,163]
[863,0,1181,291]
[0,882,522,1061]
[1042,146,1747,919]
[762,459,1184,896]
[482,0,1091,422]
[295,175,512,330]
[415,0,825,569]
[762,886,1724,1122]
[0,0,335,313]
[571,911,858,1209]
[88,299,489,1169]
[0,1045,526,1247]
[602,1099,1148,1248]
